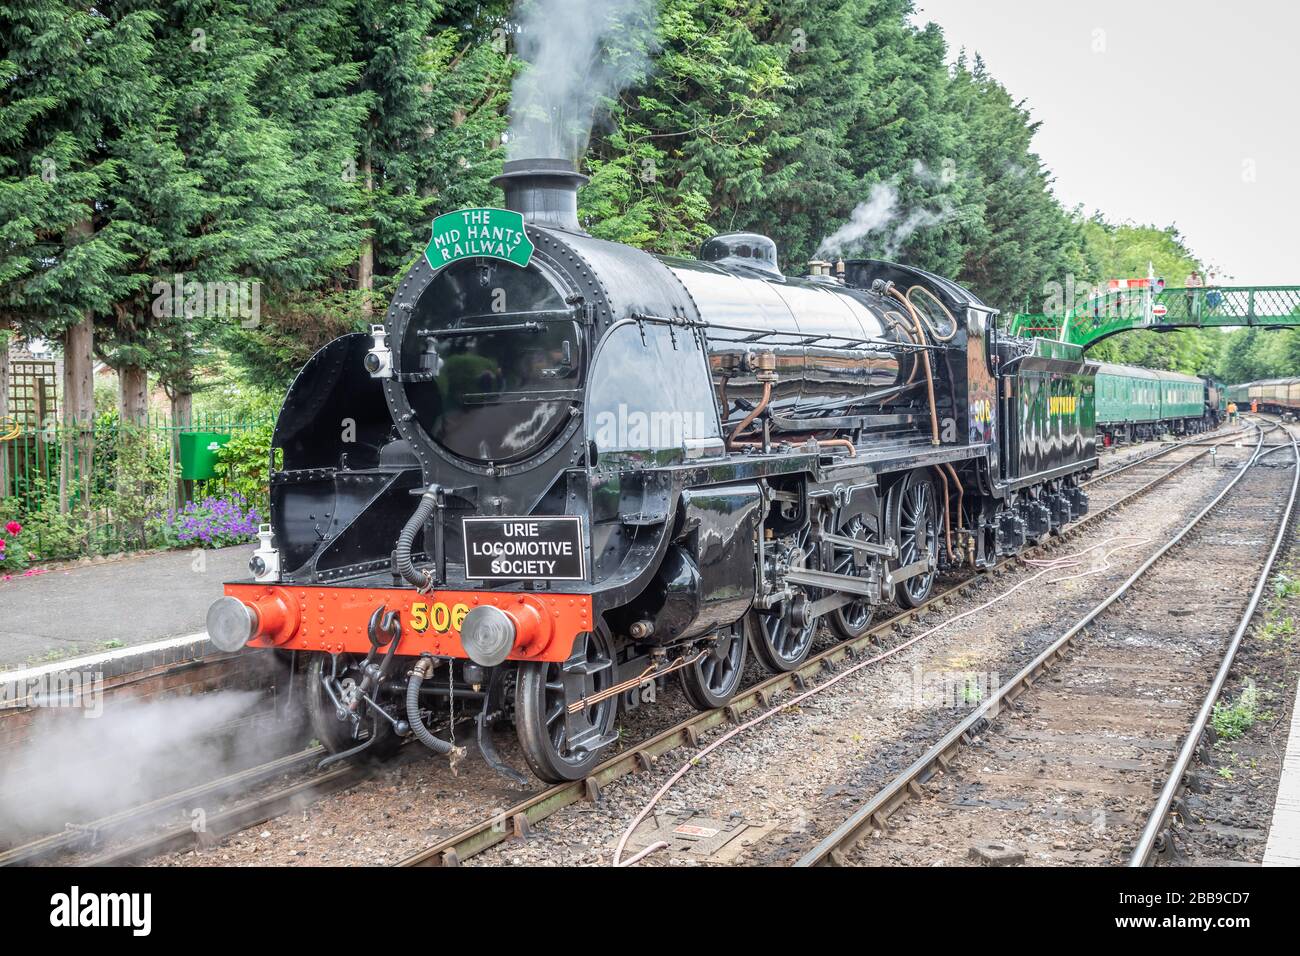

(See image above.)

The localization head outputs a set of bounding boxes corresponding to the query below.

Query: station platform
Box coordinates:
[1264,676,1300,865]
[0,545,249,671]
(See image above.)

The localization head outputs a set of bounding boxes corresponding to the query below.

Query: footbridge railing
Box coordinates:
[1011,285,1300,350]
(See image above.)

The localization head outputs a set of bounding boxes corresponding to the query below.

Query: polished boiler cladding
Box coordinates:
[211,157,1109,784]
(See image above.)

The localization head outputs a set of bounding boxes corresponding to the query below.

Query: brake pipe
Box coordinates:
[407,655,466,765]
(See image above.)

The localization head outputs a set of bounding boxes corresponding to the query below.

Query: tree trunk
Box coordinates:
[359,155,374,316]
[60,308,95,515]
[118,364,148,425]
[172,388,193,505]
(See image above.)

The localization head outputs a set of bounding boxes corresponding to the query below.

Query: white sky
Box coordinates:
[910,0,1298,286]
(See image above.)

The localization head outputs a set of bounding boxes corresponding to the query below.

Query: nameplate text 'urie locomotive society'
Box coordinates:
[424,208,535,270]
[463,516,585,581]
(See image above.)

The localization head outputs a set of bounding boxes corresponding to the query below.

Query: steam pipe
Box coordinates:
[944,462,965,543]
[731,437,856,457]
[934,465,954,560]
[814,439,857,457]
[727,382,772,449]
[886,284,941,446]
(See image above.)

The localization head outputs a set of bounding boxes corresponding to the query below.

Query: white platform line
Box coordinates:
[1264,673,1300,865]
[0,631,209,687]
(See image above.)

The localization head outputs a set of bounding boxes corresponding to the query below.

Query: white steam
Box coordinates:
[817,164,955,260]
[506,0,657,162]
[0,690,272,843]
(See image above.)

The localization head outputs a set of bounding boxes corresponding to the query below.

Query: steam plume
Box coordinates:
[818,166,954,260]
[0,690,276,843]
[506,0,657,162]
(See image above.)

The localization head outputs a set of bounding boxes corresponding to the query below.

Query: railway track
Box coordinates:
[0,426,1247,868]
[1084,427,1235,487]
[0,746,328,867]
[795,423,1298,867]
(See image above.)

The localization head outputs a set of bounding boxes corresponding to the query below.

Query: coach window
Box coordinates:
[586,321,722,461]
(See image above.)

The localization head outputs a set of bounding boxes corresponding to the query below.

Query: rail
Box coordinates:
[1129,425,1300,865]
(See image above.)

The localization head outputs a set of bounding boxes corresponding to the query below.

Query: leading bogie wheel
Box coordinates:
[515,624,619,782]
[750,600,817,673]
[887,469,939,608]
[305,652,402,761]
[680,616,750,711]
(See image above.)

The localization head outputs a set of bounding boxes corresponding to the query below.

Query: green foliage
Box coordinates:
[1215,325,1300,384]
[106,424,178,550]
[950,54,1087,315]
[2,482,89,562]
[583,3,1094,317]
[191,356,282,420]
[583,0,790,255]
[0,1,158,339]
[1273,573,1300,600]
[1211,682,1260,741]
[213,422,276,508]
[1,414,264,561]
[5,0,1262,398]
[1079,219,1220,375]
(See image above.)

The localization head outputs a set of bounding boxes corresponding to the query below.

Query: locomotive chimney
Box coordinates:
[492,157,588,233]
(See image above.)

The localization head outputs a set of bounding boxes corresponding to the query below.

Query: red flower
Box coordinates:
[0,538,6,549]
[3,521,19,536]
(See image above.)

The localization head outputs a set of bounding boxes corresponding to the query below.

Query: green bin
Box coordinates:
[179,431,232,480]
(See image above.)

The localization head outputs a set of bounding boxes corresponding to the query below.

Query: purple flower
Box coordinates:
[163,493,262,549]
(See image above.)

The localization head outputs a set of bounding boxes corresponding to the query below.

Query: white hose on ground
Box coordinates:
[611,533,1153,866]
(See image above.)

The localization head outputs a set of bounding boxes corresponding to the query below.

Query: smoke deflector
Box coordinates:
[493,158,589,233]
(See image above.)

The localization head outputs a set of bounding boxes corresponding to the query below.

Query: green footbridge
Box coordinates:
[1011,286,1300,350]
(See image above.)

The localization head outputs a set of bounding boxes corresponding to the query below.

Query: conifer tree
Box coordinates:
[0,0,157,506]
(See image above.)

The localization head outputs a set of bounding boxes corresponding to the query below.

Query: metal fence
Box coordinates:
[0,411,269,561]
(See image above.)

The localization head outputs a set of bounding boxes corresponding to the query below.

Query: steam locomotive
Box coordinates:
[207,157,1098,783]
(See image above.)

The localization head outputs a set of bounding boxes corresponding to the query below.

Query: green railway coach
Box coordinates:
[1094,362,1213,443]
[1157,370,1205,421]
[1225,383,1250,405]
